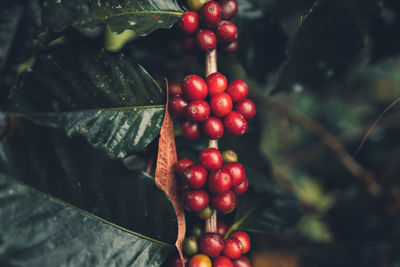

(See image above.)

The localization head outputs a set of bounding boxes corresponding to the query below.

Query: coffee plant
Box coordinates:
[1,0,400,266]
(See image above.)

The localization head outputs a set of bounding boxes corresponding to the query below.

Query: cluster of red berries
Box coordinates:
[179,0,239,55]
[176,149,248,217]
[173,221,252,267]
[169,73,256,140]
[170,1,255,266]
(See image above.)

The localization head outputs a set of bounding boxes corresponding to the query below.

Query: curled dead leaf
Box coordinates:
[155,80,186,266]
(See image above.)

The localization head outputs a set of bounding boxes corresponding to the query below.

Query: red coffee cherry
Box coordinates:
[223,111,247,136]
[234,99,256,119]
[169,96,188,117]
[172,254,189,267]
[176,158,195,177]
[233,256,252,267]
[198,148,223,170]
[181,120,201,140]
[202,117,224,140]
[179,11,199,34]
[223,237,243,259]
[182,165,208,188]
[208,169,233,194]
[230,231,251,254]
[220,41,238,55]
[169,81,183,96]
[210,93,233,117]
[219,0,238,20]
[211,190,237,213]
[199,233,224,258]
[183,75,208,100]
[183,36,198,54]
[223,162,246,186]
[185,100,211,122]
[183,189,210,212]
[206,72,228,96]
[216,21,238,44]
[214,256,234,267]
[233,177,248,195]
[196,29,217,53]
[200,1,221,29]
[226,80,249,102]
[217,220,229,236]
[189,254,212,267]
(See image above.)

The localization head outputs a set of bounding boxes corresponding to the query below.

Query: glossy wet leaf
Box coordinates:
[42,0,183,35]
[9,45,166,159]
[0,172,173,267]
[0,118,178,244]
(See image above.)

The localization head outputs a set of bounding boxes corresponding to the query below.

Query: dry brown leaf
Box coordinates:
[155,80,186,266]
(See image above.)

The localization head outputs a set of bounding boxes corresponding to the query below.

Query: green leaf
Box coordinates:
[42,0,183,35]
[9,45,166,159]
[0,117,178,245]
[0,172,173,266]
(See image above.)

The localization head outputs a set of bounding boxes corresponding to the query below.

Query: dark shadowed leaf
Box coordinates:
[0,5,23,72]
[0,0,41,105]
[123,27,186,81]
[273,0,381,92]
[0,172,173,267]
[0,117,178,245]
[42,0,183,35]
[232,0,287,82]
[8,45,166,159]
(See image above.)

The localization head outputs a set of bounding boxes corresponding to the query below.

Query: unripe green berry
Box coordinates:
[196,205,215,219]
[191,224,203,239]
[183,236,199,256]
[222,150,238,163]
[187,0,208,11]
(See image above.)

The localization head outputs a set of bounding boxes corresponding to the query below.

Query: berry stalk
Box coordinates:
[205,49,218,233]
[205,49,217,75]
